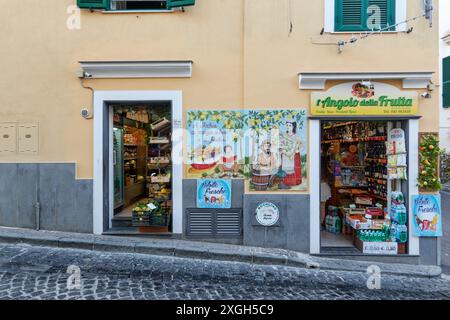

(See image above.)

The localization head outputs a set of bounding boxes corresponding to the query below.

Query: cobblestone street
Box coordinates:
[0,243,449,300]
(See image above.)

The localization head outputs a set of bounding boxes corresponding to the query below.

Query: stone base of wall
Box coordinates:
[0,163,93,233]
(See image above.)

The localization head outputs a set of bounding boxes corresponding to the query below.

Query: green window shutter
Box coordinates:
[368,0,396,31]
[444,56,450,108]
[335,0,365,31]
[335,0,395,32]
[166,0,196,9]
[77,0,109,9]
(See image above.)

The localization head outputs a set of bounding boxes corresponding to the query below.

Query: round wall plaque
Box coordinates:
[255,202,280,227]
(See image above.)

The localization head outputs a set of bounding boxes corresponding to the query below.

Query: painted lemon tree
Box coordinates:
[186,109,307,192]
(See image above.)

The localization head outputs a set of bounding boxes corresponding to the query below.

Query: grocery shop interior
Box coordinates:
[112,102,173,234]
[320,120,409,254]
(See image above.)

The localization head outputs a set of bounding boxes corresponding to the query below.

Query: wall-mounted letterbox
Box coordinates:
[0,123,17,154]
[18,123,39,154]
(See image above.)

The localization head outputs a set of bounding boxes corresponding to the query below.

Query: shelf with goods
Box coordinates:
[146,117,173,223]
[322,121,391,238]
[123,125,148,205]
[322,121,409,254]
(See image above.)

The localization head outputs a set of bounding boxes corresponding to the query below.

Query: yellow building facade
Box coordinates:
[0,0,442,265]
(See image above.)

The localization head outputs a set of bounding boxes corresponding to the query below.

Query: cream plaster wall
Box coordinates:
[0,0,440,180]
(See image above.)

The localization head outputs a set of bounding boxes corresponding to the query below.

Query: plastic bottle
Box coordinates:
[396,225,408,243]
[389,224,397,242]
[390,204,407,225]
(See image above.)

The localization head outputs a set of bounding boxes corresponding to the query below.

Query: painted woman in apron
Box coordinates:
[280,121,303,187]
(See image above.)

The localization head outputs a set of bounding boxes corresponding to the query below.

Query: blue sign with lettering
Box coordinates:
[412,194,442,237]
[197,179,232,209]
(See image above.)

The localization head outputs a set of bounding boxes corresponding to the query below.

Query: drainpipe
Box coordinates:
[35,202,40,231]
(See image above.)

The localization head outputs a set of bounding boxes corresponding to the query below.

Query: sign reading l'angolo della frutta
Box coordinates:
[311,82,418,116]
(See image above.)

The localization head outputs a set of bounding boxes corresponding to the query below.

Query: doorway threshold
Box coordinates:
[315,247,420,265]
[103,227,174,238]
[319,246,362,256]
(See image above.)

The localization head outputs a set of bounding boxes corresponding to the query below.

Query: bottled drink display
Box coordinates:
[321,121,408,253]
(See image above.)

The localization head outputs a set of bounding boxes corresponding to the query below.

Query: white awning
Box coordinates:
[298,72,433,90]
[78,61,193,79]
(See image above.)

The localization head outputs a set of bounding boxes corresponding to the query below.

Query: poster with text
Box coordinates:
[197,179,232,209]
[412,194,442,237]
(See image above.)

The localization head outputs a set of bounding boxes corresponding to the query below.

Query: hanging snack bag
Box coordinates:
[397,167,408,180]
[386,128,406,155]
[388,167,399,180]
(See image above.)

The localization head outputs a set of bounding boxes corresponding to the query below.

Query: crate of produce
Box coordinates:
[149,157,170,164]
[149,137,170,144]
[343,207,366,215]
[132,208,151,227]
[346,214,371,230]
[149,213,170,227]
[151,175,171,183]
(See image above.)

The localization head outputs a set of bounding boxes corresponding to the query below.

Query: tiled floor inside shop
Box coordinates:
[320,230,354,248]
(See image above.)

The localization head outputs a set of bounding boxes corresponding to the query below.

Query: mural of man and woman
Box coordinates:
[186,109,307,191]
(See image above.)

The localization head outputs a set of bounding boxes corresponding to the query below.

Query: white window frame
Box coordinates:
[324,0,407,33]
[105,0,175,13]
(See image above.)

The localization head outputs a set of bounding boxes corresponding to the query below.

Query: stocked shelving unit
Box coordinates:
[321,121,408,254]
[146,118,173,226]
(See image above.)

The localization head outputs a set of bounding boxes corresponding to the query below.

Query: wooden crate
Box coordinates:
[132,211,151,227]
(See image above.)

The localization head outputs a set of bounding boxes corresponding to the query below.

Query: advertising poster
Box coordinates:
[186,109,307,192]
[197,179,232,209]
[311,82,418,116]
[187,110,247,179]
[247,110,307,192]
[412,194,442,237]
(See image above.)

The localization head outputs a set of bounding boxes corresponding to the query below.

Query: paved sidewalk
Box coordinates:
[0,227,441,278]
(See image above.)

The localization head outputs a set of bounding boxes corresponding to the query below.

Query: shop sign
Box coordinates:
[255,202,280,226]
[412,194,442,237]
[197,179,232,209]
[311,82,418,116]
[362,242,398,255]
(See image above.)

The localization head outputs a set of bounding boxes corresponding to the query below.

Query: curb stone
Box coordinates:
[0,226,441,278]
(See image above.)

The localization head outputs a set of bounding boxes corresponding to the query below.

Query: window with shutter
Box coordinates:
[166,0,195,9]
[335,0,396,32]
[77,0,110,9]
[444,56,450,108]
[77,0,195,11]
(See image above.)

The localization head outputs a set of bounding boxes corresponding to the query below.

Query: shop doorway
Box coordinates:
[111,102,173,234]
[92,90,183,236]
[319,120,410,255]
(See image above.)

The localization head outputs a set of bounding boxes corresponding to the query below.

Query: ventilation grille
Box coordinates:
[187,209,242,237]
[188,212,214,236]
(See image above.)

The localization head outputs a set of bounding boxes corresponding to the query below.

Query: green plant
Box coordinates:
[418,134,443,191]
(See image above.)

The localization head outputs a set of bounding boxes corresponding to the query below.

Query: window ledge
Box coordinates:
[102,9,175,13]
[298,72,433,90]
[326,30,400,35]
[79,61,193,79]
